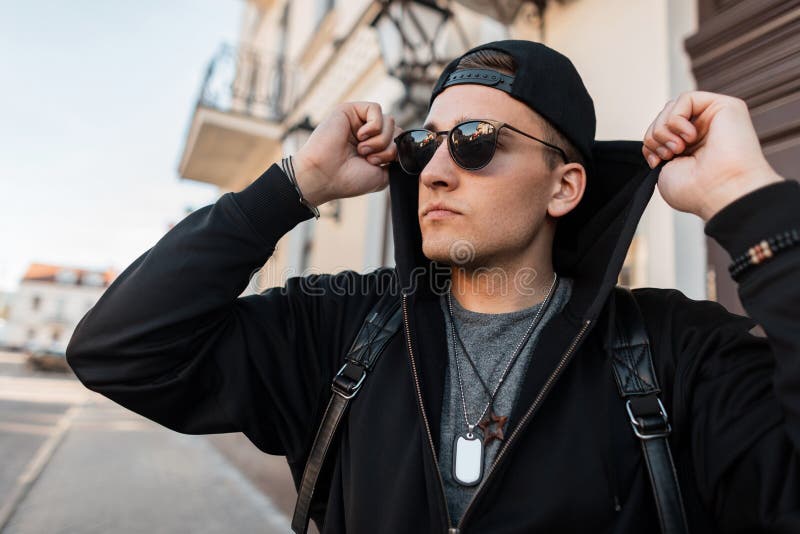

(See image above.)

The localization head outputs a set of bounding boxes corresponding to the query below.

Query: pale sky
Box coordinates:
[0,1,243,291]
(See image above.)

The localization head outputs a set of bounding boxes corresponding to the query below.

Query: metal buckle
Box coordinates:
[331,362,366,400]
[626,398,672,440]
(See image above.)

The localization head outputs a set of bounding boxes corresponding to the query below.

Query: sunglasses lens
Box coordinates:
[397,130,439,174]
[450,121,497,170]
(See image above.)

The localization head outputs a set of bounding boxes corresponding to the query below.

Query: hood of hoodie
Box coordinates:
[387,139,663,323]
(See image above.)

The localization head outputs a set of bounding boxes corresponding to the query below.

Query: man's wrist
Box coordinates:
[698,168,785,222]
[704,179,800,272]
[280,156,321,219]
[290,151,331,208]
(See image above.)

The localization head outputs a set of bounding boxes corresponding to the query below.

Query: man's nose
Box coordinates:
[419,139,459,190]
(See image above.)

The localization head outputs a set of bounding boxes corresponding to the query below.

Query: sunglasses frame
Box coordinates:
[393,118,569,174]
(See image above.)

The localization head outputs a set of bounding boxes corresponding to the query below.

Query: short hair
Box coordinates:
[453,49,586,171]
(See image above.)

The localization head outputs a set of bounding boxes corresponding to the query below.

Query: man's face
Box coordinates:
[417,84,570,269]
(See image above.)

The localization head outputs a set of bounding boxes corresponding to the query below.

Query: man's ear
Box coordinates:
[547,163,586,218]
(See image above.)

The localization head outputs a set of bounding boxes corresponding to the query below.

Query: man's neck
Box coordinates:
[449,257,556,314]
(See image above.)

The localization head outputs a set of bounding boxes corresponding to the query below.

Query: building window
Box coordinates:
[56,269,78,285]
[82,272,105,287]
[31,295,41,311]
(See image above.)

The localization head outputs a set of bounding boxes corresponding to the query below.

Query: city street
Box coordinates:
[0,351,294,533]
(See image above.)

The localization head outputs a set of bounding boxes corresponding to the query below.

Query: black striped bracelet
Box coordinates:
[281,155,320,219]
[729,228,800,280]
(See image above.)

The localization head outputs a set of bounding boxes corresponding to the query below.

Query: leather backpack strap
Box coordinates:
[610,286,690,534]
[291,292,403,534]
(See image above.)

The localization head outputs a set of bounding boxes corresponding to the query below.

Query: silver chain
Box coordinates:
[447,272,559,437]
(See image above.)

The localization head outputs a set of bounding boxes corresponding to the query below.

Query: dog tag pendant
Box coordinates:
[452,431,483,486]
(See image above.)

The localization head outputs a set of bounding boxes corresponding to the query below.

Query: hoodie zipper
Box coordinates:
[402,292,593,533]
[402,293,454,530]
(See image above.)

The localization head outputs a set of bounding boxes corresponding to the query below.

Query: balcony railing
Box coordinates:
[198,44,296,122]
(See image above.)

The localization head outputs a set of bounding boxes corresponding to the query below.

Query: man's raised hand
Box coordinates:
[642,91,784,221]
[292,102,402,208]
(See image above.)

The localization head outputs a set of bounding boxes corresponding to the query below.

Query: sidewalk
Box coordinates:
[2,394,291,534]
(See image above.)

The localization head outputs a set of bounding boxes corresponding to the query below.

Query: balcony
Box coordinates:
[178,44,295,191]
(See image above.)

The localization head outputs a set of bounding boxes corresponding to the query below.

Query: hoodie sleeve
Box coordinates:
[638,180,800,531]
[65,163,388,464]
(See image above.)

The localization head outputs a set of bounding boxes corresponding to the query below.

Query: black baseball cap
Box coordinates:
[429,40,596,171]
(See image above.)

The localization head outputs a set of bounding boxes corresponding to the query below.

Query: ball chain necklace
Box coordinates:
[446,271,559,486]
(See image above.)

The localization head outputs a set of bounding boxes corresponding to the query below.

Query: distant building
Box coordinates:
[4,263,116,352]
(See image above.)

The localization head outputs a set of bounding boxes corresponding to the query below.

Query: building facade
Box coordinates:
[4,263,116,353]
[178,0,709,301]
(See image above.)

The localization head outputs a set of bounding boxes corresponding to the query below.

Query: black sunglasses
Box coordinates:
[393,118,568,175]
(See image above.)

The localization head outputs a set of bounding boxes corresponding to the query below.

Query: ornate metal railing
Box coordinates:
[197,43,296,122]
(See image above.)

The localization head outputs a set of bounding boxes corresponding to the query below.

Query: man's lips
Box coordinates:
[421,202,463,219]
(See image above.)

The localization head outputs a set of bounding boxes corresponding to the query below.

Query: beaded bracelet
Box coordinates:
[729,228,800,280]
[281,155,320,219]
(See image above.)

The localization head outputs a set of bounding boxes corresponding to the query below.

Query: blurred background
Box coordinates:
[0,0,797,532]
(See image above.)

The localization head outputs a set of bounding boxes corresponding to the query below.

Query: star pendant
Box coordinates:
[477,410,509,446]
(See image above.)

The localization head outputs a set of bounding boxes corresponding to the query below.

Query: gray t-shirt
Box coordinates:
[437,276,573,523]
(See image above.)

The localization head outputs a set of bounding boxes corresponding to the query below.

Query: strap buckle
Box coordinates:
[332,362,366,400]
[626,397,671,440]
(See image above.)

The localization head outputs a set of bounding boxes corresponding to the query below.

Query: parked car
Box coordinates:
[27,347,70,373]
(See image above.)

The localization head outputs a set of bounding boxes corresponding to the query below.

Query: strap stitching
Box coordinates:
[613,341,655,393]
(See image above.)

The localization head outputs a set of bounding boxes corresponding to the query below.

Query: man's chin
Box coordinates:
[421,236,479,267]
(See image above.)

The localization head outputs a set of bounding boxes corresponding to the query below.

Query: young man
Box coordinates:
[66,41,799,532]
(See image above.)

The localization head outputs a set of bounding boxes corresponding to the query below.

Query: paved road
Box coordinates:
[0,351,292,533]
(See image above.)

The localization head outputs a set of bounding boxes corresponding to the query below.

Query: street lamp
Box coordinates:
[371,0,469,124]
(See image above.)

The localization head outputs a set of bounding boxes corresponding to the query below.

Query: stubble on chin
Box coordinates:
[420,238,450,264]
[421,232,480,268]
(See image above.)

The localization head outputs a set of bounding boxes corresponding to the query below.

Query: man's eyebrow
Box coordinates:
[423,114,473,131]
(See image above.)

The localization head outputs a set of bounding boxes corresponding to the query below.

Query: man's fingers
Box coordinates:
[642,145,660,169]
[660,91,723,144]
[644,92,712,165]
[351,102,384,141]
[643,117,667,166]
[364,125,403,165]
[358,114,395,156]
[643,120,657,164]
[665,114,697,144]
[653,101,682,158]
[669,91,718,123]
[366,143,398,166]
[645,100,680,159]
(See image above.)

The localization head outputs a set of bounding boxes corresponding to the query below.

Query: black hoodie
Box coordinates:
[66,146,800,533]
